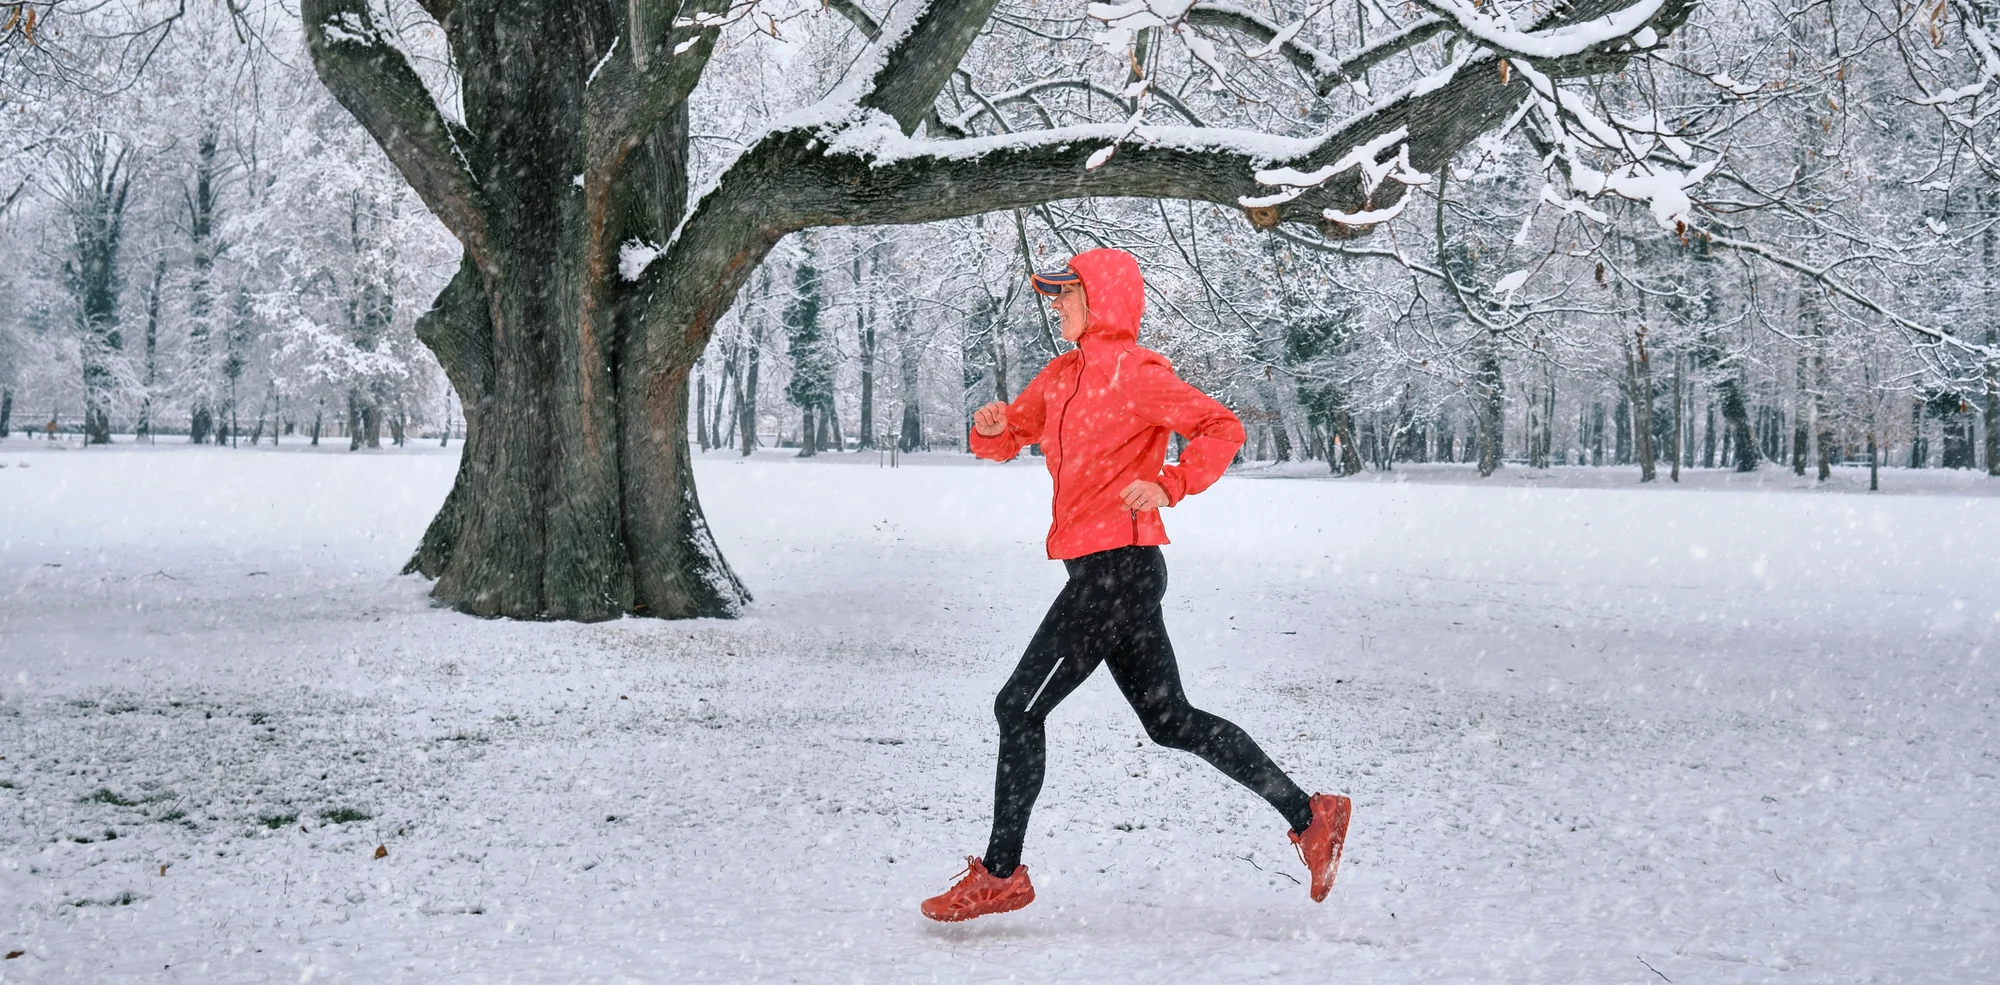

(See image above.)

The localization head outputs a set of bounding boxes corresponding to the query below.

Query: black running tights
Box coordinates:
[983,546,1312,878]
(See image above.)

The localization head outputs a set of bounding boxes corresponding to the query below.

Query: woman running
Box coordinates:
[920,248,1351,923]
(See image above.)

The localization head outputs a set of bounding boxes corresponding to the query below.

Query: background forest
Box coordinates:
[1,0,1996,482]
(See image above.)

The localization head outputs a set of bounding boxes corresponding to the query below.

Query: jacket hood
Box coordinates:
[1069,248,1144,345]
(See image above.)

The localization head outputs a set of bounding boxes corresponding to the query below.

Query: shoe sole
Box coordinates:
[1309,795,1352,903]
[921,889,1035,923]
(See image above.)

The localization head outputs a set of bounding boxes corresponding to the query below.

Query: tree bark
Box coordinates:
[858,307,876,449]
[1474,340,1504,477]
[1791,353,1809,477]
[1670,351,1683,482]
[1717,378,1757,471]
[694,372,709,452]
[1814,350,1832,481]
[1910,399,1926,468]
[898,305,926,453]
[1868,431,1879,490]
[187,128,222,445]
[740,318,762,457]
[1986,356,2000,476]
[65,140,131,446]
[1625,328,1657,482]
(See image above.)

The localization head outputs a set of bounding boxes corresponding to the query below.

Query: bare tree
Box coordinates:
[59,137,133,445]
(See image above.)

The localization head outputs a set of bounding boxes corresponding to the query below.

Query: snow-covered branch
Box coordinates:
[301,0,492,269]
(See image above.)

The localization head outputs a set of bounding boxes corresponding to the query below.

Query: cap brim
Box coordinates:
[1031,270,1081,296]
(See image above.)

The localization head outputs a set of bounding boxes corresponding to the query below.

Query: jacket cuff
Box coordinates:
[969,427,1014,461]
[1157,466,1188,506]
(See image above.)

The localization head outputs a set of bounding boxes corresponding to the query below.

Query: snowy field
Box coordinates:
[1,440,1995,984]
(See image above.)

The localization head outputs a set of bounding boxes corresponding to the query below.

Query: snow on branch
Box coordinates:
[1510,57,1715,231]
[1090,1,1234,91]
[301,0,493,267]
[1410,0,1667,60]
[1182,3,1344,84]
[1912,0,2000,107]
[819,107,1316,171]
[319,10,382,47]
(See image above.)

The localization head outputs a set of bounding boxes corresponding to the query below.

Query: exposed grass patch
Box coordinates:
[80,788,143,807]
[321,807,371,824]
[259,812,298,830]
[70,891,141,908]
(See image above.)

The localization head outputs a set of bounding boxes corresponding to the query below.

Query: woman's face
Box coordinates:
[1052,283,1090,343]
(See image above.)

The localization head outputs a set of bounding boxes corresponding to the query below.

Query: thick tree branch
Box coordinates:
[827,0,882,41]
[301,0,492,268]
[415,0,457,31]
[856,0,1003,134]
[582,0,730,163]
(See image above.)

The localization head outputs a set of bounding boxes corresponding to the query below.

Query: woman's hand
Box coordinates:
[973,401,1009,437]
[1120,480,1170,512]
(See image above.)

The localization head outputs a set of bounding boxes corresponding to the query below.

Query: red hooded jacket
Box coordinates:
[970,249,1246,560]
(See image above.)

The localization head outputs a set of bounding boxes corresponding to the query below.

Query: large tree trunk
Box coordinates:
[857,295,876,451]
[1983,189,2000,476]
[896,300,925,453]
[1625,329,1657,483]
[1813,350,1832,481]
[1473,341,1504,477]
[68,141,130,447]
[1718,377,1757,471]
[400,168,751,619]
[187,128,221,445]
[1670,352,1683,482]
[1330,407,1362,475]
[1986,355,2000,477]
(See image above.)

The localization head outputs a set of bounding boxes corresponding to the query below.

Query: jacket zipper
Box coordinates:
[1051,348,1085,545]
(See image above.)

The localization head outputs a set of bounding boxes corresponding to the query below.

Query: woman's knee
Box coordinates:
[1139,704,1204,750]
[994,691,1041,735]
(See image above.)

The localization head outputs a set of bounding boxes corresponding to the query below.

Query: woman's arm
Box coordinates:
[1128,361,1246,504]
[969,357,1058,461]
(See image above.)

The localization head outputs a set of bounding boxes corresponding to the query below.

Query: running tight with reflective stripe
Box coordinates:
[983,545,1313,879]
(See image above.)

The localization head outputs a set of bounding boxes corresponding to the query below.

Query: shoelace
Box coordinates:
[940,856,980,889]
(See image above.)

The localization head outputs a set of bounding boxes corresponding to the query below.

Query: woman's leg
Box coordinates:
[983,558,1122,878]
[1103,548,1315,833]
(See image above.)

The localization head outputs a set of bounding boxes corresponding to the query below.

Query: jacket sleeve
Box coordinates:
[1127,360,1246,505]
[968,358,1056,461]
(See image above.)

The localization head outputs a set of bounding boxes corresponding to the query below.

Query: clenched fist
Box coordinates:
[973,401,1009,437]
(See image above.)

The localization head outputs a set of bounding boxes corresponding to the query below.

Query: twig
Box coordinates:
[1638,956,1673,983]
[1235,853,1301,884]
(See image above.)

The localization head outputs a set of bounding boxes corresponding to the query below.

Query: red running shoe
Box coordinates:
[1289,793,1352,902]
[920,857,1035,922]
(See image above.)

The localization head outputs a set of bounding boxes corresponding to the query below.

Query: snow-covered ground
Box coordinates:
[1,440,1995,983]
